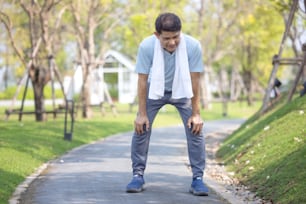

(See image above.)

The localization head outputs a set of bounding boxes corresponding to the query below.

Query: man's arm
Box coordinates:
[134,73,150,134]
[187,72,204,135]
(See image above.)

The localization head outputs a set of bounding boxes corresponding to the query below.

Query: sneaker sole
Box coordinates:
[189,188,208,196]
[126,187,144,193]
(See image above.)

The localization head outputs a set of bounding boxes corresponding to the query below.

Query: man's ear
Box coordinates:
[154,32,160,39]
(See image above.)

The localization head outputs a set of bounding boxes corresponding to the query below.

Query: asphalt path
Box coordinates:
[15,119,244,204]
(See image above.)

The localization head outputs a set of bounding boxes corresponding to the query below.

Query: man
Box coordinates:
[126,12,208,196]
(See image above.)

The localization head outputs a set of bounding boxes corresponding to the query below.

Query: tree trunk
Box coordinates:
[200,72,210,109]
[29,63,50,121]
[200,66,213,109]
[218,69,228,116]
[243,71,254,106]
[81,63,93,118]
[32,80,46,121]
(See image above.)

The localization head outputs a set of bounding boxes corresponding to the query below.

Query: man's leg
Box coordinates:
[127,97,166,192]
[172,98,208,196]
[171,98,205,177]
[131,98,165,176]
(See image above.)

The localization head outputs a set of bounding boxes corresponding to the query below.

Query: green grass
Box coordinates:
[0,101,259,204]
[217,95,306,204]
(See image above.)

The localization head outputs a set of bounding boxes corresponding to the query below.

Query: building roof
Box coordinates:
[103,50,135,71]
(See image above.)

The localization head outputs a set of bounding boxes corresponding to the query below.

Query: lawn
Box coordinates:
[217,95,306,203]
[0,101,259,204]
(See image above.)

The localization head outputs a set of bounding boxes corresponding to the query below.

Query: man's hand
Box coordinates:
[134,114,150,135]
[187,114,204,135]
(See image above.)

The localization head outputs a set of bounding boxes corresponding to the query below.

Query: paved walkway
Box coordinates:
[16,119,244,204]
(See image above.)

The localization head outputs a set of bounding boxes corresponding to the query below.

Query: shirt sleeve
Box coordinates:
[188,42,204,73]
[135,43,152,74]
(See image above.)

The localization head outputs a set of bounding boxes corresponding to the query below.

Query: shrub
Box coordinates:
[0,85,64,100]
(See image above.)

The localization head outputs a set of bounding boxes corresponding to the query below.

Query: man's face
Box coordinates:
[155,31,181,53]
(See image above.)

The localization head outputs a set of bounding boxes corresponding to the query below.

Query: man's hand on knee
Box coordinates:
[187,114,204,135]
[134,115,150,135]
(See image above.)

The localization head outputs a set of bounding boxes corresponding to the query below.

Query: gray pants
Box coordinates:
[131,91,205,178]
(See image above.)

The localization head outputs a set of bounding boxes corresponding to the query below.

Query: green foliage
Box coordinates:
[0,86,34,100]
[234,1,284,84]
[217,95,306,203]
[0,86,64,100]
[44,85,65,99]
[0,86,20,100]
[114,0,188,57]
[55,49,69,72]
[1,0,302,110]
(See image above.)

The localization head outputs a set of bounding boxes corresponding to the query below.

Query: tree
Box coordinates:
[234,1,284,105]
[260,0,306,113]
[0,0,68,121]
[190,0,245,108]
[69,0,125,118]
[189,0,284,107]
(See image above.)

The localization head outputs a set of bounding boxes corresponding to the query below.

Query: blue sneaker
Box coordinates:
[126,175,145,193]
[189,177,209,196]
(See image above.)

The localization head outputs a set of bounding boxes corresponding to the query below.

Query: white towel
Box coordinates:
[148,33,193,99]
[148,35,165,99]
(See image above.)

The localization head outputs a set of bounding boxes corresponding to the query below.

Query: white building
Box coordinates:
[64,50,137,104]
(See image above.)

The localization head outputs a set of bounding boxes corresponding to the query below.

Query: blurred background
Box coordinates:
[0,0,305,120]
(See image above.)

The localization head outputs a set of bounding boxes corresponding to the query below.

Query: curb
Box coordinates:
[9,163,50,204]
[8,139,105,204]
